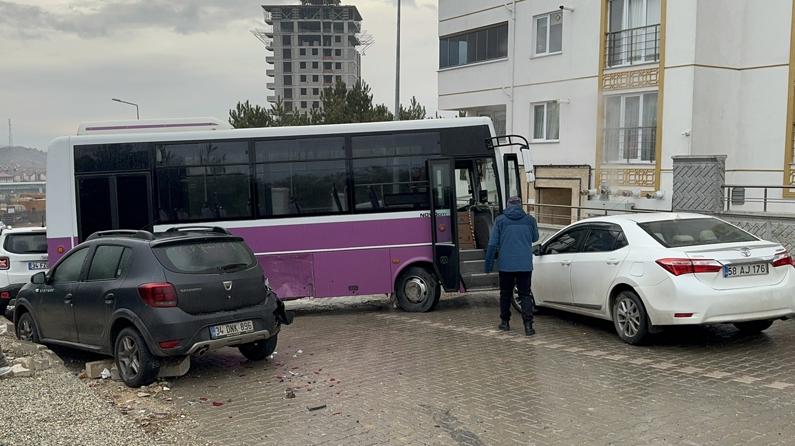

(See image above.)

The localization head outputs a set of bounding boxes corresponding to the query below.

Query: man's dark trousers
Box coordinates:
[499,271,534,323]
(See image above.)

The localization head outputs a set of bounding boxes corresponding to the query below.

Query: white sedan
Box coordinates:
[532,212,795,344]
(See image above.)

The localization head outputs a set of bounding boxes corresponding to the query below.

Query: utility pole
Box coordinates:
[7,119,12,147]
[394,0,401,121]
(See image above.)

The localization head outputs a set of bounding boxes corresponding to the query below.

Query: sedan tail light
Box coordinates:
[656,258,722,276]
[0,257,8,270]
[138,283,178,308]
[772,251,795,268]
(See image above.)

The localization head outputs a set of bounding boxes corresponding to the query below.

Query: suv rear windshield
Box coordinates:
[3,233,47,254]
[153,239,258,274]
[639,218,758,248]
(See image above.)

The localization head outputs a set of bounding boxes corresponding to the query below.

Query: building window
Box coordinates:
[323,36,332,46]
[281,22,294,33]
[334,22,344,33]
[323,48,332,57]
[312,75,319,82]
[300,48,306,56]
[313,101,320,109]
[284,75,292,86]
[324,75,333,84]
[312,62,319,69]
[299,62,306,69]
[532,102,560,142]
[282,35,292,45]
[284,88,293,99]
[324,62,332,70]
[283,49,292,59]
[300,88,307,95]
[534,12,563,56]
[606,0,661,67]
[283,62,292,73]
[603,92,658,163]
[335,62,342,70]
[439,22,508,69]
[335,35,342,43]
[312,48,319,56]
[301,101,307,108]
[335,49,342,56]
[313,88,319,95]
[300,75,307,82]
[284,101,293,111]
[323,22,331,33]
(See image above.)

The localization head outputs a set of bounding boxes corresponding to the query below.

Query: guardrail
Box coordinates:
[524,203,661,227]
[722,185,795,214]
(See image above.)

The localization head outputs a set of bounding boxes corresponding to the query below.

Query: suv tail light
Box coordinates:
[772,251,795,268]
[0,257,8,270]
[138,283,178,308]
[656,258,723,276]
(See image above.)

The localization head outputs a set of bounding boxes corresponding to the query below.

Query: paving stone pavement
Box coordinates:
[167,293,795,445]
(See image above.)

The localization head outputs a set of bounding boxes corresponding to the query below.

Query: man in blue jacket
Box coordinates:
[484,196,540,336]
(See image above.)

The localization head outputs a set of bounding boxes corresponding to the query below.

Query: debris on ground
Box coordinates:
[307,404,327,412]
[284,388,296,399]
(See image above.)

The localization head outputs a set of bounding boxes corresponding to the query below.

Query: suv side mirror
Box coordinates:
[31,271,47,285]
[533,244,542,256]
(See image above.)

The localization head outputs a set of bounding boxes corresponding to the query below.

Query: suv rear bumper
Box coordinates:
[137,297,293,357]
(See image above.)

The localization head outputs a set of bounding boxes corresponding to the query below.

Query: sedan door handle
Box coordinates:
[104,293,115,304]
[606,259,620,265]
[561,260,572,266]
[64,293,73,306]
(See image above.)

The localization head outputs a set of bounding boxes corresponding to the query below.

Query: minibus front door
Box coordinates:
[427,158,460,291]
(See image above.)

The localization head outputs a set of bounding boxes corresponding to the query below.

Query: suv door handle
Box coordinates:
[64,293,73,306]
[561,260,572,266]
[104,293,115,304]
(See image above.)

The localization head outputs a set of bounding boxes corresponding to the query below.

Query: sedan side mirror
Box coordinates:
[533,244,542,256]
[31,271,47,285]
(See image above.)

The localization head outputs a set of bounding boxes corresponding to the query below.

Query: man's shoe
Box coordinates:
[524,324,536,336]
[498,321,510,331]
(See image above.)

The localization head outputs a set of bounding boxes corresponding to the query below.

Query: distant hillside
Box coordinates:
[0,146,46,173]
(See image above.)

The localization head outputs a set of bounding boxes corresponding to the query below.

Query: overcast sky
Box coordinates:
[0,0,439,151]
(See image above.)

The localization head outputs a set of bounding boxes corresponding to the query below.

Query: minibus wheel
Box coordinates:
[395,266,440,313]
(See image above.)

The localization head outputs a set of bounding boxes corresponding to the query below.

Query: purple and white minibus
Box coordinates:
[46,117,530,312]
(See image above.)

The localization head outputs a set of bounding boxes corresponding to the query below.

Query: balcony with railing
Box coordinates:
[603,127,657,164]
[605,24,661,68]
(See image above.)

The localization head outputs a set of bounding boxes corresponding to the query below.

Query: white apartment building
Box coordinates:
[262,0,363,112]
[439,0,795,221]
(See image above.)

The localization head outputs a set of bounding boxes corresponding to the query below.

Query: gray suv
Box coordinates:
[12,227,292,387]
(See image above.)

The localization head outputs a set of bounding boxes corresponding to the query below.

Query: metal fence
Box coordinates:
[722,185,795,214]
[605,24,661,68]
[525,203,658,227]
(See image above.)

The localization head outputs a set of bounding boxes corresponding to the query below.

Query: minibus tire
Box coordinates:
[395,266,440,313]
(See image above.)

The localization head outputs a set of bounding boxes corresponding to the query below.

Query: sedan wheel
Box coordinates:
[612,291,649,345]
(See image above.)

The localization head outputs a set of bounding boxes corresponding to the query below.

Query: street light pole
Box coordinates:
[112,98,140,120]
[394,0,401,121]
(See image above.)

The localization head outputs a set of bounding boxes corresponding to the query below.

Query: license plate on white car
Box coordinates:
[210,320,254,339]
[28,261,47,270]
[723,263,769,278]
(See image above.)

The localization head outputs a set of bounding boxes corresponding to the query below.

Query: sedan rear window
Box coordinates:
[638,218,757,248]
[3,233,47,254]
[153,240,257,274]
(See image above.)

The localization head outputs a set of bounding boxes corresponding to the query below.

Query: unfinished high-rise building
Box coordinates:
[258,0,364,112]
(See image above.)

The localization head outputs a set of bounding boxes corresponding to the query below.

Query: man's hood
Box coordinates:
[504,205,527,220]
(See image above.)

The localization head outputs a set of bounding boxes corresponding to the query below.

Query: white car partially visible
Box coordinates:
[532,213,795,344]
[0,227,48,306]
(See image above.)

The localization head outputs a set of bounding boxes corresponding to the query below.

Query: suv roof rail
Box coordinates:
[164,226,231,235]
[86,230,155,241]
